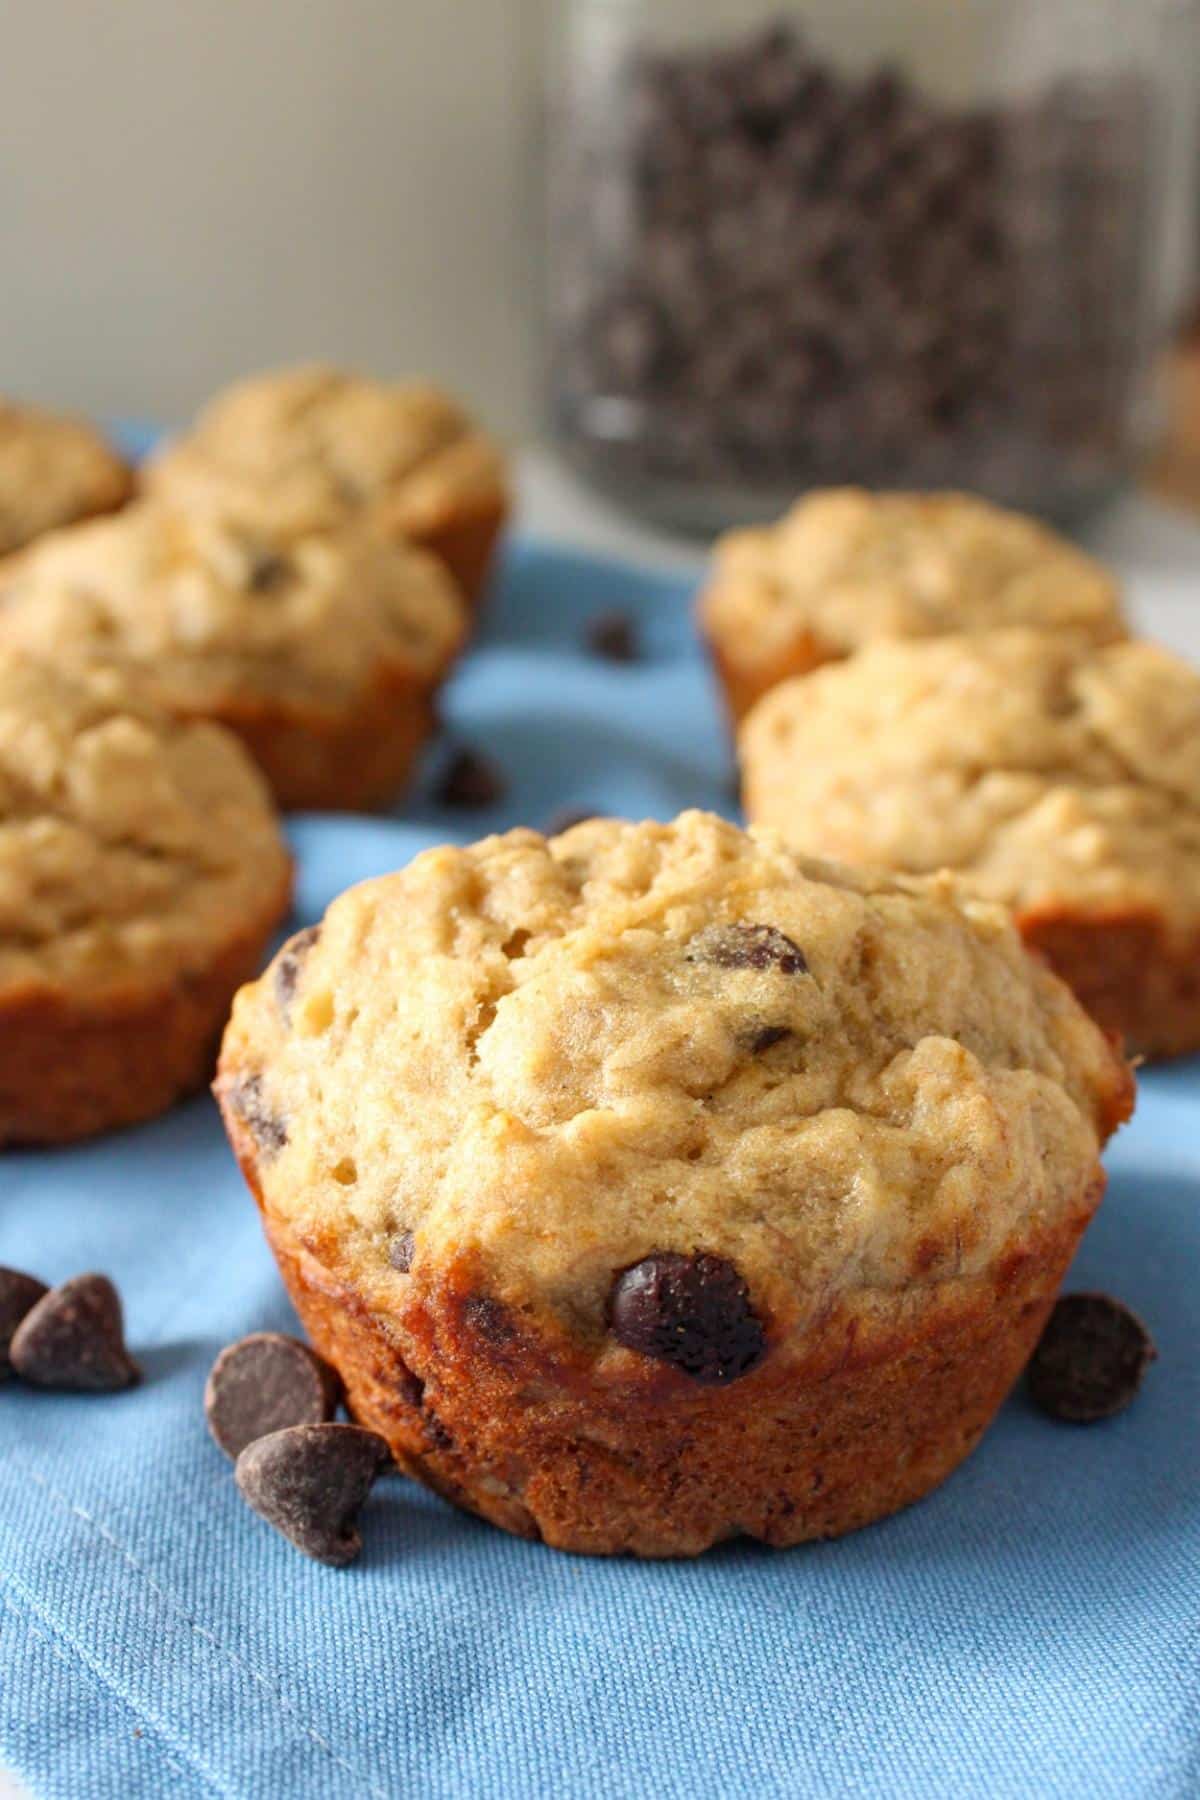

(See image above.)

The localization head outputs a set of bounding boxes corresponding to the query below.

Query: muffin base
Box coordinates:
[178,666,446,813]
[1020,906,1200,1061]
[221,1116,1106,1554]
[2,887,290,1146]
[704,625,836,726]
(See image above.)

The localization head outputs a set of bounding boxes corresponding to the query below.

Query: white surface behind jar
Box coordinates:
[3,1,1194,439]
[0,0,543,433]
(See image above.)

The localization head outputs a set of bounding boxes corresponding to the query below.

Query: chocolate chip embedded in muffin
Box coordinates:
[0,1267,49,1378]
[205,1332,343,1460]
[9,1274,140,1392]
[688,922,808,975]
[245,548,293,594]
[388,1232,416,1273]
[608,1251,767,1385]
[274,925,321,1012]
[228,1073,288,1156]
[1027,1293,1156,1423]
[234,1422,391,1565]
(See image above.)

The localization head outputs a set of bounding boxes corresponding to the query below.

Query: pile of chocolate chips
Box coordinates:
[205,1332,390,1566]
[548,20,1150,515]
[0,1267,139,1392]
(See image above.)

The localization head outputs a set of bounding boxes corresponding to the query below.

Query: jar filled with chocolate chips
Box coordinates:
[545,0,1197,530]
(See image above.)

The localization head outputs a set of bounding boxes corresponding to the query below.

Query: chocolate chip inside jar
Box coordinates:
[547,16,1154,522]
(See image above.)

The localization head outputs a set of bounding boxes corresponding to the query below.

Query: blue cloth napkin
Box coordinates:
[1,537,1197,1800]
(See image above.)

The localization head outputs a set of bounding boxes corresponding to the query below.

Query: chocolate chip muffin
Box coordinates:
[0,399,132,558]
[741,629,1200,1058]
[0,501,467,811]
[142,364,509,610]
[0,649,291,1144]
[698,489,1126,722]
[216,811,1131,1557]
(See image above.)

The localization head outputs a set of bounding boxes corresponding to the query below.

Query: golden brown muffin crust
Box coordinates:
[217,815,1131,1552]
[0,399,132,556]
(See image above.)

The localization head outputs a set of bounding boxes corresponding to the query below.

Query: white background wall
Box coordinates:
[0,0,544,435]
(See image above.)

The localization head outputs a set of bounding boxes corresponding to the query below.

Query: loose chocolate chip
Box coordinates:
[274,924,321,1011]
[388,1231,415,1274]
[10,1274,139,1392]
[205,1333,343,1461]
[585,611,639,664]
[608,1251,766,1385]
[434,747,507,810]
[1027,1293,1156,1423]
[246,549,293,594]
[229,1073,288,1156]
[0,1267,48,1378]
[688,923,808,976]
[235,1423,391,1566]
[748,1023,792,1054]
[544,806,603,837]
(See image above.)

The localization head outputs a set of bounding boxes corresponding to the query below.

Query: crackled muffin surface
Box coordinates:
[0,399,132,557]
[741,630,1200,1055]
[217,813,1130,1553]
[0,649,291,1142]
[142,364,508,603]
[700,489,1125,719]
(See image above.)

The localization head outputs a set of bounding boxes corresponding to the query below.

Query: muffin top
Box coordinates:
[142,363,507,540]
[0,501,467,712]
[0,649,290,1001]
[741,629,1200,934]
[219,812,1129,1357]
[700,489,1125,669]
[0,399,132,557]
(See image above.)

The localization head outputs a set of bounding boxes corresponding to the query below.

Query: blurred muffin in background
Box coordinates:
[0,648,291,1144]
[0,399,132,557]
[741,627,1200,1059]
[0,501,467,812]
[699,489,1127,723]
[143,364,509,612]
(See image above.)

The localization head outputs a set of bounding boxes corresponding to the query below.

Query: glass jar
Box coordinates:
[545,0,1199,531]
